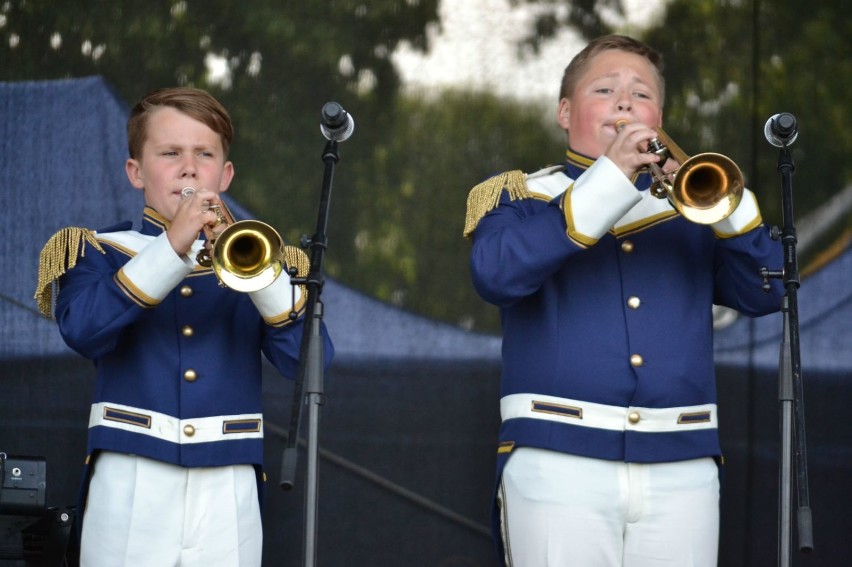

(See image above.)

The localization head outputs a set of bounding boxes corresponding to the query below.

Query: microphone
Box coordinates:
[764,113,798,147]
[320,102,355,142]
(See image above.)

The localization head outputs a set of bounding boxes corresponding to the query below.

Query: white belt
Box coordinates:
[501,393,717,433]
[89,402,264,445]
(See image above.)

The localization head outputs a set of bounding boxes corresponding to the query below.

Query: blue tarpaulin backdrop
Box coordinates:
[1,77,849,566]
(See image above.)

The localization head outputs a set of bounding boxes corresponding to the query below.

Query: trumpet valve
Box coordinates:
[205,203,227,225]
[196,248,213,268]
[648,141,671,170]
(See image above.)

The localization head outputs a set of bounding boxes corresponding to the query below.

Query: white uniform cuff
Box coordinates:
[119,233,194,303]
[711,188,763,237]
[564,157,643,245]
[249,272,302,323]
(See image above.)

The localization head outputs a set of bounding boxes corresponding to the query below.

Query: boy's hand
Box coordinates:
[605,122,661,179]
[168,188,223,257]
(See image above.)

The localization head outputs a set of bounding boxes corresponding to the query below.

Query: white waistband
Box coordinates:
[501,393,717,433]
[89,402,264,445]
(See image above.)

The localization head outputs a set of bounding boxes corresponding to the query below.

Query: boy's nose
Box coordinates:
[616,90,632,112]
[180,158,198,177]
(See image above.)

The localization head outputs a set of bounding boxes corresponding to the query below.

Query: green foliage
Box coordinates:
[510,0,625,49]
[645,0,852,229]
[0,0,440,248]
[515,0,852,268]
[0,0,567,334]
[340,91,564,331]
[3,0,850,335]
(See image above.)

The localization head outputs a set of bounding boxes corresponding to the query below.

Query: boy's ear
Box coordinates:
[125,158,145,189]
[557,98,571,130]
[218,161,235,193]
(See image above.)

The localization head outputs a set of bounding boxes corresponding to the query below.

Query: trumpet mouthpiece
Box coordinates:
[615,120,629,132]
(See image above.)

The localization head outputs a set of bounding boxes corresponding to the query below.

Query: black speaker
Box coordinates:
[0,455,47,519]
[0,454,75,567]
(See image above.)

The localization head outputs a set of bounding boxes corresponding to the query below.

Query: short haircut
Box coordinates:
[559,34,665,105]
[126,87,234,159]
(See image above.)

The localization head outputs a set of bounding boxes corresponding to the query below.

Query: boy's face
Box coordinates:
[557,49,663,158]
[125,107,234,222]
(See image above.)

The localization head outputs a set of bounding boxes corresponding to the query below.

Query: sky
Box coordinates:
[391,0,668,104]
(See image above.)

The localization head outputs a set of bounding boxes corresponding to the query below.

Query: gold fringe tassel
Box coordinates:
[280,244,312,322]
[34,227,104,319]
[283,245,310,279]
[463,170,530,238]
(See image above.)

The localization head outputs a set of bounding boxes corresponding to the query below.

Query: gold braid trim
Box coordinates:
[463,170,530,238]
[284,243,310,300]
[34,227,105,319]
[283,244,310,279]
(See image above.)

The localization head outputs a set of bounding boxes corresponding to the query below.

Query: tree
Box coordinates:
[0,0,440,251]
[342,90,564,331]
[515,0,852,232]
[6,1,847,335]
[646,0,852,230]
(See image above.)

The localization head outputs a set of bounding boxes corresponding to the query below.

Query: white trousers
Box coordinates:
[498,448,719,567]
[80,452,262,567]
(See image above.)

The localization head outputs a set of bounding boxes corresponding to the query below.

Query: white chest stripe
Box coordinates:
[613,190,676,229]
[97,230,207,259]
[96,230,153,253]
[526,167,571,199]
[526,169,676,229]
[501,393,717,433]
[89,401,264,444]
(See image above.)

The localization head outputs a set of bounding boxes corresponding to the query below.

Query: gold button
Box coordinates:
[627,296,641,309]
[181,325,194,337]
[180,285,193,297]
[184,369,197,382]
[630,354,644,367]
[183,424,195,437]
[621,240,634,253]
[628,411,641,424]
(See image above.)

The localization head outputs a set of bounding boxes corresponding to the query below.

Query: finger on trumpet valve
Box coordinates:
[206,203,226,224]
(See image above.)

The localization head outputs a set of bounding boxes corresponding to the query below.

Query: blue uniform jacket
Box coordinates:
[466,150,784,565]
[51,207,334,470]
[467,149,784,466]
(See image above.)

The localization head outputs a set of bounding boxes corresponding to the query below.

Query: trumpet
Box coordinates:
[181,187,285,292]
[615,121,744,224]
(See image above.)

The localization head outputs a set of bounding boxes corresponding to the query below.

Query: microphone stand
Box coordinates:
[761,141,813,566]
[279,135,340,567]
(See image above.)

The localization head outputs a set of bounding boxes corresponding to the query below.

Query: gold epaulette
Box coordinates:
[283,244,310,279]
[463,170,530,238]
[282,244,311,319]
[34,227,105,319]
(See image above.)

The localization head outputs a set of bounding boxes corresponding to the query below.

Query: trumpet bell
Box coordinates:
[211,220,285,292]
[670,152,744,225]
[642,125,746,225]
